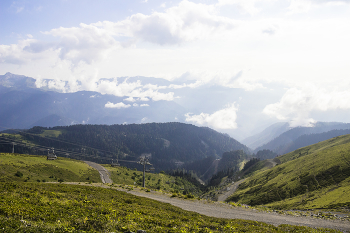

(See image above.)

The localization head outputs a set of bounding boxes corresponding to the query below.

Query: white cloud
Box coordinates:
[287,0,350,14]
[35,78,81,93]
[217,0,276,15]
[175,70,264,91]
[185,103,238,129]
[140,97,150,101]
[92,78,175,101]
[133,103,139,107]
[262,25,279,35]
[105,101,131,109]
[124,96,137,102]
[109,0,237,45]
[0,39,50,64]
[140,104,149,107]
[44,23,119,66]
[263,84,350,127]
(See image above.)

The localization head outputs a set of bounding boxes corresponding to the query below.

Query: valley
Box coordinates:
[2,0,350,231]
[1,122,350,232]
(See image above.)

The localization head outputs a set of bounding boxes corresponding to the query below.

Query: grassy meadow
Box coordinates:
[0,153,101,183]
[39,129,64,138]
[0,182,339,232]
[227,135,350,210]
[106,165,202,195]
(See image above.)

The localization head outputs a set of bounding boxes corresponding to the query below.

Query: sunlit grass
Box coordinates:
[106,165,202,195]
[0,182,339,232]
[227,134,350,210]
[0,153,100,183]
[39,129,64,138]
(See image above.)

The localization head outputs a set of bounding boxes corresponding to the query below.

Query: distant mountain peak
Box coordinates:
[0,72,37,90]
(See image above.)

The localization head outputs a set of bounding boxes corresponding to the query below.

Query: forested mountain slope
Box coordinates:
[3,123,250,176]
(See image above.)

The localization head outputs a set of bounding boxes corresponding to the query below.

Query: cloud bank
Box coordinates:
[105,102,131,109]
[185,103,238,129]
[263,85,350,127]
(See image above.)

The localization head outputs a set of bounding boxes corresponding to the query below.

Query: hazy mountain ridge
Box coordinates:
[0,88,188,130]
[254,122,350,154]
[0,72,37,90]
[241,122,290,150]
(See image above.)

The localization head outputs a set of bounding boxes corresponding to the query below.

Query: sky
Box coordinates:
[1,0,350,139]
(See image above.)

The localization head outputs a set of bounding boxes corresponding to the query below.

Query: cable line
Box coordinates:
[0,125,141,164]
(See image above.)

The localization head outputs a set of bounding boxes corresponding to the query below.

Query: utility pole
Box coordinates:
[12,142,16,153]
[138,156,152,188]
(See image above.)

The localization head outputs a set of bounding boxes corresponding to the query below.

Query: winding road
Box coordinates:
[126,189,350,232]
[84,161,113,183]
[82,163,350,232]
[217,178,246,202]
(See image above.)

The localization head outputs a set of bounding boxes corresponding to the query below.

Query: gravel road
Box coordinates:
[59,182,349,232]
[126,189,350,232]
[84,161,113,183]
[217,178,246,202]
[81,162,350,232]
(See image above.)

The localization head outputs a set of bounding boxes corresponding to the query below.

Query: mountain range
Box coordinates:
[2,72,350,160]
[253,122,350,155]
[0,72,188,129]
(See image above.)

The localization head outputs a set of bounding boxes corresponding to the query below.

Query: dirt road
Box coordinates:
[84,161,113,183]
[126,189,350,232]
[80,162,350,232]
[61,182,349,232]
[217,178,246,202]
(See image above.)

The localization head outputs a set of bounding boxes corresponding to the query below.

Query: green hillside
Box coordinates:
[106,165,203,195]
[0,153,101,183]
[0,182,337,232]
[0,152,203,195]
[227,134,350,210]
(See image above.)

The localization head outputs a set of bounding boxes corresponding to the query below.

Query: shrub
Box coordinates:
[14,171,23,178]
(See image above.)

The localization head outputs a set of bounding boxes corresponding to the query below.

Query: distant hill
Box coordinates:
[242,122,290,150]
[254,122,350,154]
[227,134,350,209]
[1,123,250,179]
[0,72,37,90]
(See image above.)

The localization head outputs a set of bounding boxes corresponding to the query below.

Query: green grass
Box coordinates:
[279,134,350,164]
[0,153,101,183]
[0,182,339,232]
[227,134,350,210]
[39,129,64,138]
[106,165,202,195]
[0,133,42,148]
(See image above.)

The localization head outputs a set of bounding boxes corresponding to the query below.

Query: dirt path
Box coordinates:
[265,159,277,168]
[84,161,113,183]
[217,178,246,202]
[81,161,350,232]
[61,182,350,232]
[126,189,350,232]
